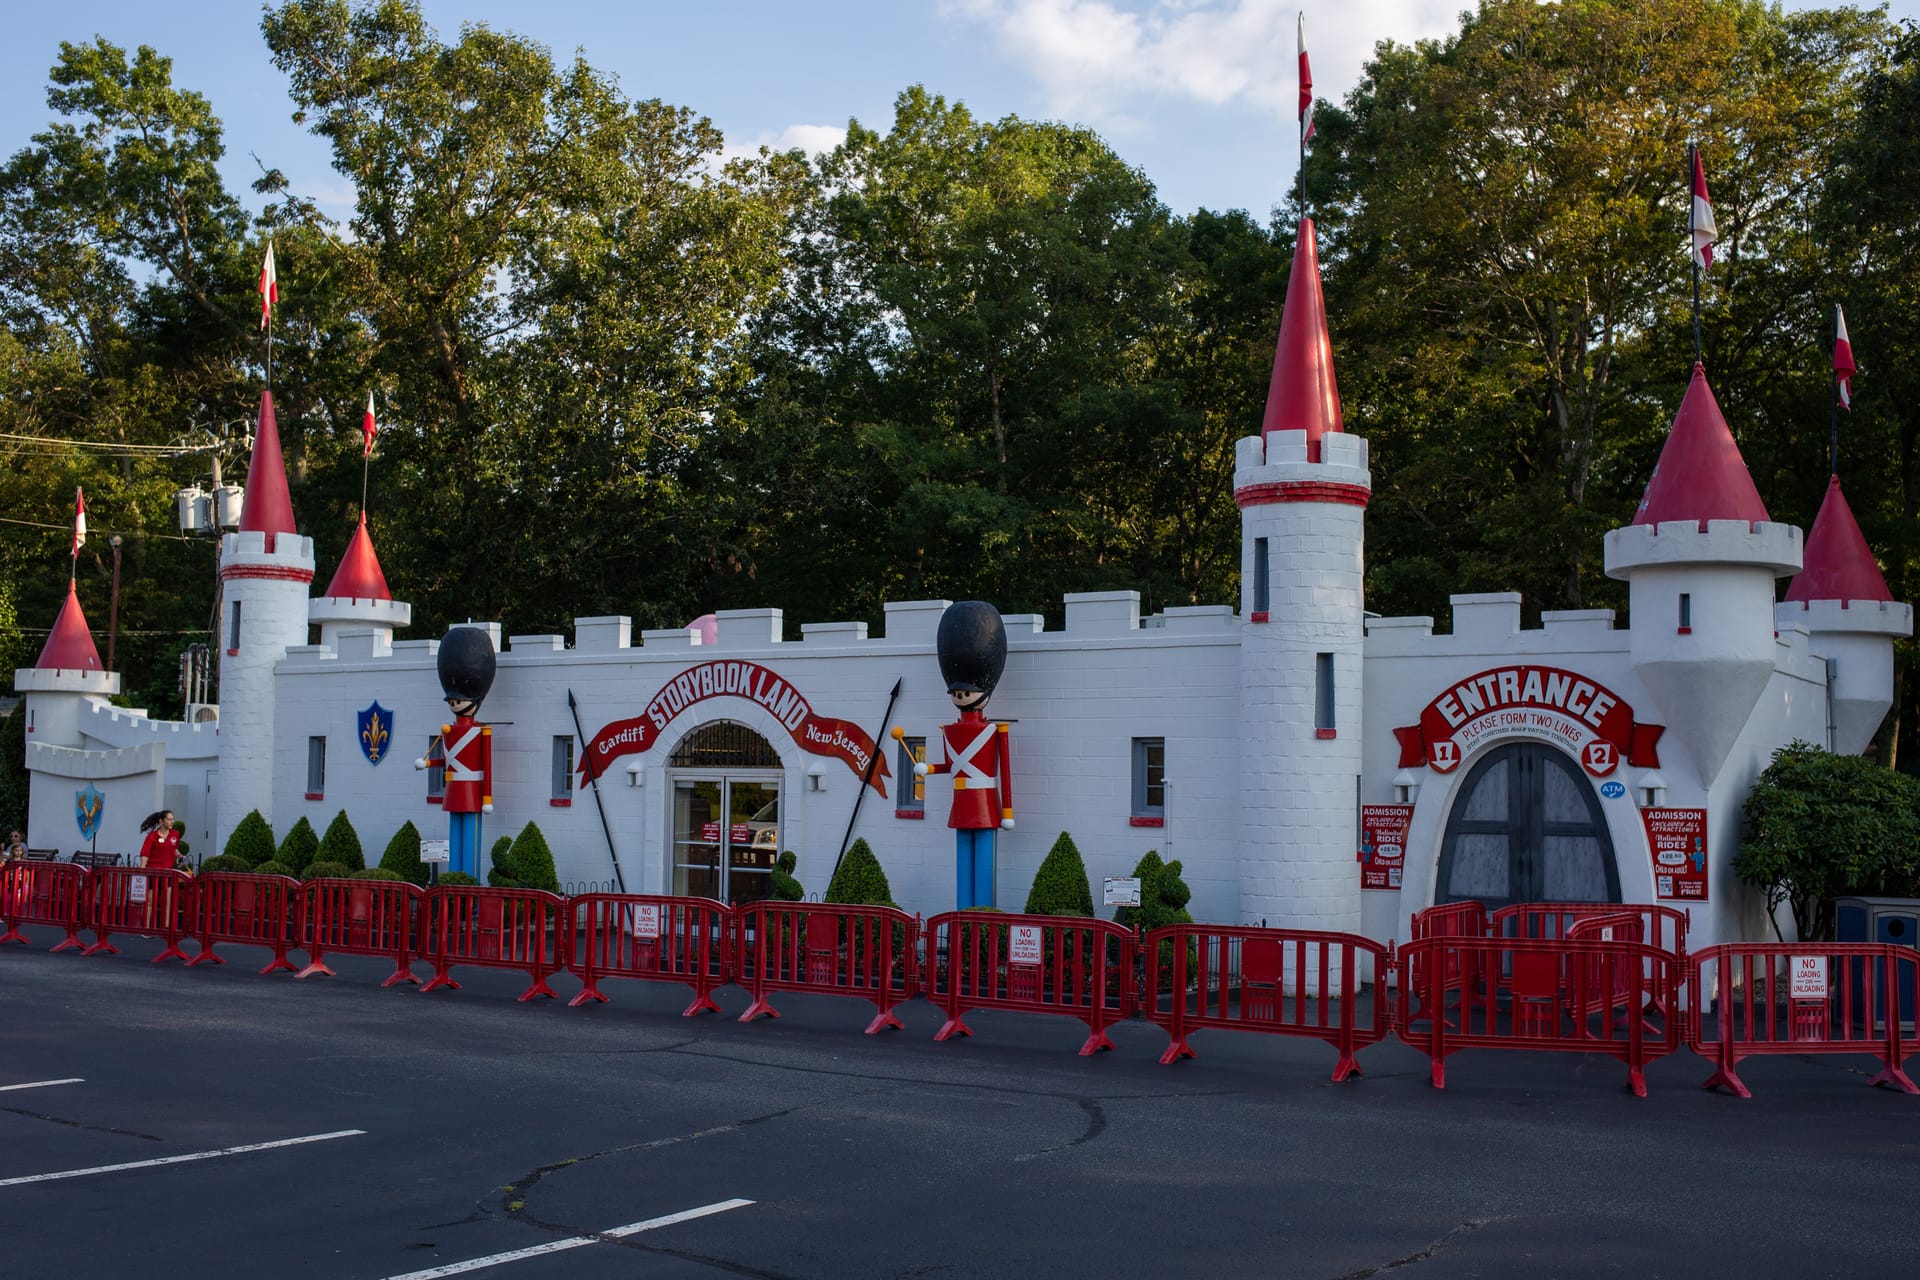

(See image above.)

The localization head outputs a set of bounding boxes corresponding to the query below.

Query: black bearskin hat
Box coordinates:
[437,626,497,708]
[936,601,1007,696]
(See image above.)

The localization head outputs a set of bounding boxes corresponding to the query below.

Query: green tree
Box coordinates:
[1738,741,1920,940]
[506,822,559,894]
[277,816,319,874]
[824,838,895,907]
[1024,832,1095,917]
[224,810,276,867]
[317,810,364,870]
[377,819,426,887]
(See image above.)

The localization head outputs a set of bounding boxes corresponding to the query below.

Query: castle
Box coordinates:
[17,220,1909,950]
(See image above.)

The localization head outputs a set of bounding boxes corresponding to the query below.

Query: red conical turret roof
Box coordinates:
[35,581,104,672]
[1260,218,1344,460]
[1784,475,1893,603]
[322,514,394,602]
[238,390,298,548]
[1633,364,1771,528]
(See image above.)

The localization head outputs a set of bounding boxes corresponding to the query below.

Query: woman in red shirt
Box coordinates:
[139,811,182,870]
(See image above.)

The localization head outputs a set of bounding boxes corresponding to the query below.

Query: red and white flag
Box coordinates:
[1834,305,1855,410]
[1690,151,1717,270]
[71,487,86,558]
[1297,13,1315,145]
[361,391,378,457]
[258,240,278,329]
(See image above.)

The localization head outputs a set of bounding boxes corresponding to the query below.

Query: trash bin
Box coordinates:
[1835,896,1918,1031]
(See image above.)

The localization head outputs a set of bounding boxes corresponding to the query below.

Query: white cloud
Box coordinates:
[944,0,1460,128]
[719,122,849,168]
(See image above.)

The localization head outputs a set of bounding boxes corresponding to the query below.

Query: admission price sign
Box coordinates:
[1640,807,1708,901]
[1359,804,1414,891]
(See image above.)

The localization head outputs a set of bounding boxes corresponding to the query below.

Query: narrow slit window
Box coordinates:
[306,736,326,798]
[1315,653,1336,732]
[228,599,243,651]
[898,736,926,814]
[551,736,574,801]
[1253,537,1270,615]
[1678,593,1692,630]
[426,737,446,800]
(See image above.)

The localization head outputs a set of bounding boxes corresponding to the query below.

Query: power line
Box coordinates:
[0,515,204,543]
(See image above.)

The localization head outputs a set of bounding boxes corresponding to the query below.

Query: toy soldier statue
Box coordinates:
[894,601,1014,909]
[416,627,496,878]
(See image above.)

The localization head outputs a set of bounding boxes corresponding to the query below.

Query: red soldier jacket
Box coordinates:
[442,716,493,814]
[923,710,1013,830]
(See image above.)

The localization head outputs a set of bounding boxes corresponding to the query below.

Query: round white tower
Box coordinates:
[1775,474,1912,755]
[215,391,314,850]
[1235,219,1371,936]
[1604,365,1801,788]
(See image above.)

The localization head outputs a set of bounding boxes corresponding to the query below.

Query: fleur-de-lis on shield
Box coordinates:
[358,701,394,765]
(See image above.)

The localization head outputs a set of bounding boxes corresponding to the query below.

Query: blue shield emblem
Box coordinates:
[75,784,104,841]
[358,702,395,765]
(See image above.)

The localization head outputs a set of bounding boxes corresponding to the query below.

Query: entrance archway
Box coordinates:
[667,721,783,907]
[1435,742,1619,910]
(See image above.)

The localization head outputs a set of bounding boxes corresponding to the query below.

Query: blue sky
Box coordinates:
[2,1,1914,223]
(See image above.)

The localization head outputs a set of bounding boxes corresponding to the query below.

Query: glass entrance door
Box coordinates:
[672,777,780,907]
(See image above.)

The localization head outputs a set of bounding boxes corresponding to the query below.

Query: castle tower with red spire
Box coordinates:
[215,391,315,849]
[309,513,411,654]
[1603,366,1802,786]
[1776,475,1912,754]
[1233,219,1371,935]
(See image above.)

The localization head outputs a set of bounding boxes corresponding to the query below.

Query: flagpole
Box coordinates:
[1830,303,1841,477]
[1689,144,1702,368]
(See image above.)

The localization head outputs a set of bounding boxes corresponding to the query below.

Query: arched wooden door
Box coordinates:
[1436,742,1620,910]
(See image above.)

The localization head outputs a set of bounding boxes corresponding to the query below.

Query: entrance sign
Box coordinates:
[1394,665,1664,775]
[1103,877,1142,907]
[1790,955,1828,1001]
[579,660,892,796]
[1359,804,1413,891]
[1009,924,1043,966]
[1641,807,1708,901]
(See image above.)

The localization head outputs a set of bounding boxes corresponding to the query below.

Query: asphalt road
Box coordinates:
[2,926,1916,1279]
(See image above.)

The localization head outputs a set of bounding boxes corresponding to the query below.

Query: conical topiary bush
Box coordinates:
[1024,831,1095,917]
[378,820,427,887]
[825,838,895,907]
[317,810,365,870]
[277,816,319,875]
[506,822,559,894]
[224,810,275,868]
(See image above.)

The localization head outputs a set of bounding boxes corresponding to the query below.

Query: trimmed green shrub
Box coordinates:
[318,811,365,870]
[438,870,479,886]
[825,838,895,907]
[1115,850,1195,983]
[278,817,319,874]
[505,822,560,894]
[224,810,275,867]
[771,850,804,902]
[303,860,352,881]
[198,853,251,874]
[351,867,407,881]
[252,860,293,877]
[1024,832,1095,916]
[378,820,427,887]
[1739,741,1920,940]
[490,834,512,868]
[487,842,520,888]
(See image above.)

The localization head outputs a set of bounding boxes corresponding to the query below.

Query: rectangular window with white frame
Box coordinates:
[551,735,574,805]
[897,736,926,817]
[1131,737,1166,827]
[306,736,325,800]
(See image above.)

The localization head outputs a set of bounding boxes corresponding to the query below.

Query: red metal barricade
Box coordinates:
[1143,925,1393,1080]
[188,872,301,973]
[1490,901,1690,958]
[1404,900,1488,1028]
[735,902,919,1034]
[1689,943,1919,1098]
[298,878,424,987]
[923,911,1135,1055]
[569,894,732,1015]
[1395,935,1682,1095]
[82,867,193,963]
[420,885,568,1001]
[0,860,89,952]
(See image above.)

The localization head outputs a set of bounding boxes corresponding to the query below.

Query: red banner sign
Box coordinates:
[1359,804,1413,891]
[579,660,891,796]
[1641,807,1708,901]
[1393,665,1662,775]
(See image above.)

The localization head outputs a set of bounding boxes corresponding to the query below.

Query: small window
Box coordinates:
[306,736,326,799]
[1678,592,1692,631]
[551,735,574,803]
[897,736,926,815]
[1132,737,1166,823]
[1253,537,1270,615]
[1315,653,1336,734]
[228,599,243,652]
[426,737,445,801]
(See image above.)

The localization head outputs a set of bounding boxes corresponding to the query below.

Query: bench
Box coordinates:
[68,851,123,869]
[24,848,59,862]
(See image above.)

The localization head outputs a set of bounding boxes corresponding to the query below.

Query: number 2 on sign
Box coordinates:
[1581,740,1618,777]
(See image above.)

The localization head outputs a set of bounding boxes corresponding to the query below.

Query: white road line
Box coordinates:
[0,1078,84,1093]
[0,1128,366,1188]
[381,1198,755,1280]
